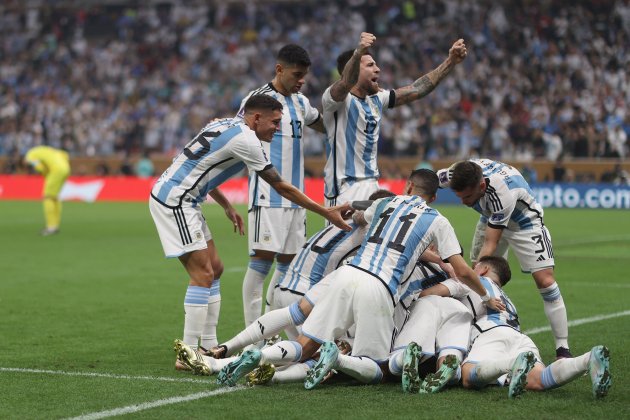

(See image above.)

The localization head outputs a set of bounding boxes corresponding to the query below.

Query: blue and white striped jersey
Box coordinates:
[277,223,367,295]
[151,118,271,208]
[442,277,520,341]
[398,260,451,309]
[321,86,395,198]
[440,159,545,232]
[349,195,462,305]
[237,83,320,209]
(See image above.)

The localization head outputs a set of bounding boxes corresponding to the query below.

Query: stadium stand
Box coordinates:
[0,1,628,173]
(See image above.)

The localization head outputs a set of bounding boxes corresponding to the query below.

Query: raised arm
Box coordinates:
[329,32,376,102]
[258,166,352,231]
[393,38,467,107]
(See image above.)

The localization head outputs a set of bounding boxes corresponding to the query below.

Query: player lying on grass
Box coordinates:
[209,170,504,389]
[415,255,612,399]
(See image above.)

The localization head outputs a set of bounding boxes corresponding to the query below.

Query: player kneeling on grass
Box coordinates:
[419,256,612,399]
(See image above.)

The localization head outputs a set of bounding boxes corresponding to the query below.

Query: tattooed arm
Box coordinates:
[257,166,352,231]
[329,32,376,102]
[393,38,468,107]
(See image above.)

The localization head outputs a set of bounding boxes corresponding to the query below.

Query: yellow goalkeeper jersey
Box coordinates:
[25,146,70,175]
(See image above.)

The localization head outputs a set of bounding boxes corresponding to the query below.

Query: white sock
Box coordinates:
[183,285,211,348]
[541,352,589,389]
[336,354,383,384]
[539,282,569,349]
[242,260,273,326]
[271,362,311,383]
[265,261,289,313]
[201,279,221,349]
[260,341,302,365]
[202,355,238,373]
[388,348,434,377]
[222,307,294,356]
[388,350,405,376]
[468,358,514,387]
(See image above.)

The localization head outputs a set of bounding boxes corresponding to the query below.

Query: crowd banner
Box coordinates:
[0,176,628,209]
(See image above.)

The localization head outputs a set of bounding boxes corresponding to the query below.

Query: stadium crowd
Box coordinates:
[0,0,628,163]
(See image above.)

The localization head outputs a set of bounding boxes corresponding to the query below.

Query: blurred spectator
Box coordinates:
[119,156,134,176]
[95,160,111,177]
[135,151,155,178]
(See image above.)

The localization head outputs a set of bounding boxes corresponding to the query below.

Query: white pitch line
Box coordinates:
[65,387,245,420]
[524,309,630,335]
[0,368,211,384]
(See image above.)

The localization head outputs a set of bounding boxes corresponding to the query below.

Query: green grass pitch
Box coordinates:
[1,200,629,419]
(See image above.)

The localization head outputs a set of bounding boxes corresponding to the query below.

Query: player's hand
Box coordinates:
[357,32,376,56]
[484,297,506,312]
[224,207,245,235]
[439,261,456,279]
[326,203,353,231]
[448,39,467,64]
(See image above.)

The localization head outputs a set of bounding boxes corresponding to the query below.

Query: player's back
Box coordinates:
[349,195,449,303]
[278,223,367,295]
[472,159,544,230]
[151,118,265,208]
[25,146,69,172]
[449,276,520,340]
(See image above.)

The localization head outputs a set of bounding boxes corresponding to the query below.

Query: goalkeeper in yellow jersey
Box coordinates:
[23,146,71,235]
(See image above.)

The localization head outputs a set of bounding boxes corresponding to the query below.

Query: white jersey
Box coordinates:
[349,195,462,306]
[440,159,545,232]
[278,223,367,295]
[442,277,520,341]
[321,86,395,198]
[238,83,320,209]
[151,118,271,208]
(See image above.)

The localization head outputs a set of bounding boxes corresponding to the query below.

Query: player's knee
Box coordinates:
[212,259,224,278]
[533,269,556,289]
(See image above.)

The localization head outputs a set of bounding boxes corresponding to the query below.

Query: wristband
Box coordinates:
[480,293,491,302]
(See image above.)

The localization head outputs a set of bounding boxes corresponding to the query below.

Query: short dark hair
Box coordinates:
[369,189,396,200]
[336,49,355,75]
[449,161,483,192]
[243,94,283,113]
[408,169,439,197]
[277,44,311,67]
[478,255,512,286]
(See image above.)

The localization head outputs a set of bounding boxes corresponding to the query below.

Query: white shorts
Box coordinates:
[473,218,555,273]
[464,327,541,365]
[248,206,306,255]
[272,287,302,310]
[325,178,380,207]
[393,296,472,356]
[503,225,555,273]
[301,265,394,362]
[302,269,338,306]
[149,198,211,258]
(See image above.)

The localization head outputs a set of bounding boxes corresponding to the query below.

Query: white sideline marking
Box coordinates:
[524,309,630,335]
[0,368,211,384]
[65,387,245,420]
[567,282,630,289]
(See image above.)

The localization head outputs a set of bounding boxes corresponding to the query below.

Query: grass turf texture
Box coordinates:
[1,201,628,419]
